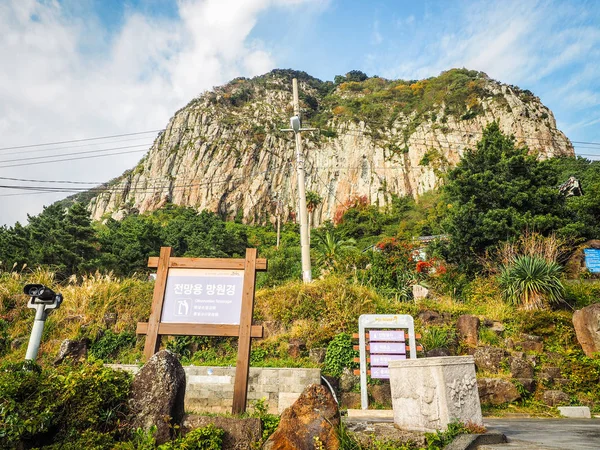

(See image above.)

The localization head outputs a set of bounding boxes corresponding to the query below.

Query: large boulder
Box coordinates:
[473,347,507,373]
[542,390,570,407]
[573,303,600,357]
[129,350,186,445]
[263,384,340,450]
[477,378,520,405]
[457,315,480,347]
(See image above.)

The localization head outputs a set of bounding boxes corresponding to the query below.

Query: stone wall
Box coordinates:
[107,364,321,414]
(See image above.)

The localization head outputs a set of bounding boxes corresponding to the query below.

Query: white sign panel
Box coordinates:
[161,268,244,325]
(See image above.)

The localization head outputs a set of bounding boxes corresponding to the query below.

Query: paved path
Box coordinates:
[483,418,600,450]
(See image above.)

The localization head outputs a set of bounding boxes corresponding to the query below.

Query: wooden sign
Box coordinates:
[137,247,267,414]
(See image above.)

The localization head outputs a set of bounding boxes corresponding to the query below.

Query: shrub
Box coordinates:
[324,332,355,377]
[421,326,455,352]
[0,361,131,449]
[90,330,136,361]
[499,255,564,310]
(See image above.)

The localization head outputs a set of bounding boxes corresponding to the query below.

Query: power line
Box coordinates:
[0,136,155,157]
[0,144,150,164]
[0,149,147,170]
[0,130,163,151]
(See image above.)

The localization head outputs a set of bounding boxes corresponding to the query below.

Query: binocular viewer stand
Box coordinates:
[24,284,63,361]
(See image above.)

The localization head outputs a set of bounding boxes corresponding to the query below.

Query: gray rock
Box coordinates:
[426,347,451,357]
[457,315,480,347]
[183,415,261,450]
[510,357,534,379]
[473,346,507,373]
[542,390,570,407]
[521,333,543,342]
[417,310,441,324]
[573,303,600,357]
[54,338,89,365]
[129,350,186,444]
[539,367,561,382]
[477,378,520,405]
[339,367,359,392]
[309,347,327,364]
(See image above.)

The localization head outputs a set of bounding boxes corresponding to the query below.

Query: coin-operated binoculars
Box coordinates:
[24,284,63,361]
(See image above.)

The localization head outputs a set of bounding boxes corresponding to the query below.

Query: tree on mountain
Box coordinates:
[63,203,99,274]
[27,204,75,275]
[0,222,30,268]
[442,122,578,272]
[96,214,162,276]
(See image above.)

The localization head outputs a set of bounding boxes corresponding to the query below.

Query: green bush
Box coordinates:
[563,280,600,308]
[421,326,455,352]
[0,319,9,356]
[90,330,136,361]
[0,361,131,449]
[324,332,355,377]
[499,256,564,310]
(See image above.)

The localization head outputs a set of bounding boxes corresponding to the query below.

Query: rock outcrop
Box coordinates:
[477,378,520,405]
[54,338,89,365]
[263,383,340,450]
[87,69,574,224]
[457,315,480,347]
[129,350,186,445]
[573,303,600,357]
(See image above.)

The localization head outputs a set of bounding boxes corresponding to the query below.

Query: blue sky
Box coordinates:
[0,0,599,224]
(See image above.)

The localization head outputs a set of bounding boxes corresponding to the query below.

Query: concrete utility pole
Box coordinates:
[281,78,316,283]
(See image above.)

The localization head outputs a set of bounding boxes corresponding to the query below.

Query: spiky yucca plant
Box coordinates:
[499,255,564,310]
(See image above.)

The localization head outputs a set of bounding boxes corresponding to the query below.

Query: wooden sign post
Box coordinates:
[137,247,267,414]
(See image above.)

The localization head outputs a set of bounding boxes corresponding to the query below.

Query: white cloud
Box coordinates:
[0,0,312,225]
[372,20,383,45]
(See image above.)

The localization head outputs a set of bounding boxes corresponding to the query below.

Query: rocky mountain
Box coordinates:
[87,69,574,225]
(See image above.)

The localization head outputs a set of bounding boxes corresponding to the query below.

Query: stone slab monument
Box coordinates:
[389,356,482,432]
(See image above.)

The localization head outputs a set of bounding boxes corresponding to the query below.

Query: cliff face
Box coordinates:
[88,69,574,225]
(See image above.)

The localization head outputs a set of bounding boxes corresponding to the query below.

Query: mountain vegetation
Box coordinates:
[1,78,600,448]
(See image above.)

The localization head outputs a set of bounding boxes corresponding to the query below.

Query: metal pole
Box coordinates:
[25,305,47,361]
[276,201,281,250]
[292,78,312,283]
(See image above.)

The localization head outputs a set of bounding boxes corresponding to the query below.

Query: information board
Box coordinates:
[357,314,417,410]
[584,248,600,273]
[161,268,244,324]
[136,247,267,414]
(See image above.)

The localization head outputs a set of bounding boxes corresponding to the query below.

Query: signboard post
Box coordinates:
[357,314,417,410]
[137,247,267,414]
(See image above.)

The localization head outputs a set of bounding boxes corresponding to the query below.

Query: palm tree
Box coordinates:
[305,191,323,229]
[314,229,356,272]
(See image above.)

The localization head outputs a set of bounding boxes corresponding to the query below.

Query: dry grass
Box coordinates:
[496,231,568,266]
[0,268,153,364]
